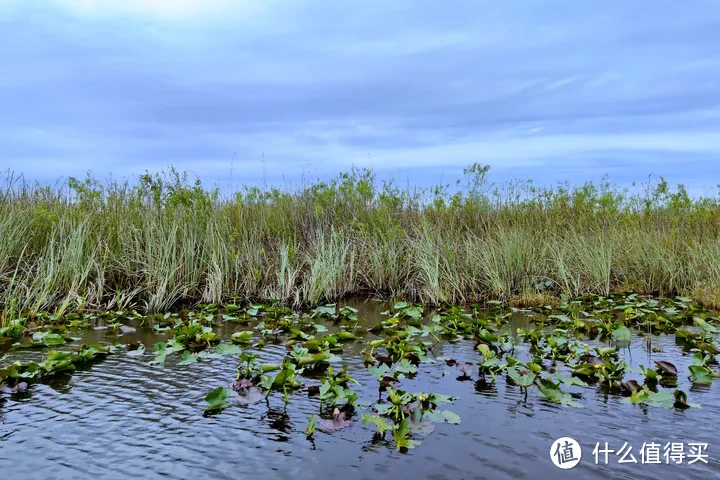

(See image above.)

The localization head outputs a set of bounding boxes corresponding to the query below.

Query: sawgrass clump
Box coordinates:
[1,164,719,324]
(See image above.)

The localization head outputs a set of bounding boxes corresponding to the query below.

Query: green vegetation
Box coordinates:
[2,164,720,326]
[3,293,719,453]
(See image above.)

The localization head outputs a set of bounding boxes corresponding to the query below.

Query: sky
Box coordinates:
[1,0,720,196]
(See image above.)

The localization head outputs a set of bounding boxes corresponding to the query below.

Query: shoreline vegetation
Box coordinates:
[1,163,719,325]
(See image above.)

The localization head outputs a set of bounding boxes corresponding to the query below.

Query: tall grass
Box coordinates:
[1,165,719,324]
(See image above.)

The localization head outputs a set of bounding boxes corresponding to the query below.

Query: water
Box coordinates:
[2,300,720,480]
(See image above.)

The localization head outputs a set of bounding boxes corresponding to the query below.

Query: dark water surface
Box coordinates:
[2,300,720,480]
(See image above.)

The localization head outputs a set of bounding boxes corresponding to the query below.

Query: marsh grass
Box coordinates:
[1,165,720,324]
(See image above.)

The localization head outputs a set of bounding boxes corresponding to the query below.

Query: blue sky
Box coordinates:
[2,0,720,195]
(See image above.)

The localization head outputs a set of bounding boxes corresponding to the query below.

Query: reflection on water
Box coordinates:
[1,299,720,480]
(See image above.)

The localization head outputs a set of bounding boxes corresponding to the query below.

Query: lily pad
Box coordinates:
[689,365,716,385]
[536,379,582,408]
[126,344,146,357]
[230,331,253,345]
[611,326,632,343]
[654,361,678,377]
[215,344,242,356]
[178,351,199,365]
[423,409,462,424]
[362,413,393,434]
[204,386,232,413]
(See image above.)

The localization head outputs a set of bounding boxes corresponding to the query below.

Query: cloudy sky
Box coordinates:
[2,0,720,194]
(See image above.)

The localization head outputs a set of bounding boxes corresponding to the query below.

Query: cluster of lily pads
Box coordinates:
[1,292,719,451]
[195,301,465,451]
[0,343,113,400]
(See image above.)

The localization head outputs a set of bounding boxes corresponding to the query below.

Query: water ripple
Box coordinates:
[2,313,720,480]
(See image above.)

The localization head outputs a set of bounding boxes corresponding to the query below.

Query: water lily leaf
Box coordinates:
[149,342,168,365]
[423,409,462,424]
[126,344,146,357]
[620,380,643,395]
[698,343,720,355]
[395,359,417,375]
[549,314,572,323]
[374,403,394,416]
[629,386,674,408]
[362,413,393,434]
[536,379,582,408]
[507,367,536,387]
[477,344,492,358]
[230,331,253,344]
[676,329,699,342]
[215,344,242,356]
[368,363,391,379]
[393,418,420,451]
[689,365,716,385]
[31,331,47,342]
[694,316,717,334]
[314,324,328,333]
[673,389,701,409]
[555,374,586,387]
[612,326,632,343]
[402,307,423,320]
[419,392,455,408]
[393,302,409,310]
[335,331,356,342]
[178,351,199,365]
[204,386,232,413]
[654,361,678,377]
[165,339,185,354]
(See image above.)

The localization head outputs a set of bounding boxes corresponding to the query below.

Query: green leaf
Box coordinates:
[611,326,632,343]
[423,409,461,424]
[536,379,582,408]
[628,386,674,408]
[335,330,356,342]
[374,403,394,416]
[305,414,317,436]
[694,316,717,334]
[507,367,536,387]
[368,363,390,380]
[215,344,242,356]
[126,345,146,357]
[204,386,232,413]
[689,365,716,385]
[640,365,660,381]
[178,351,199,365]
[362,413,393,434]
[230,331,253,344]
[392,418,420,450]
[395,359,418,375]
